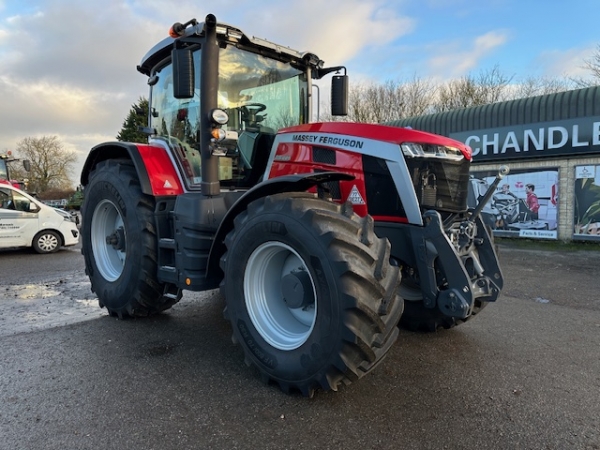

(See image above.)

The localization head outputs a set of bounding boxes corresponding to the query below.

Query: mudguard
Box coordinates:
[80,142,184,196]
[206,171,354,278]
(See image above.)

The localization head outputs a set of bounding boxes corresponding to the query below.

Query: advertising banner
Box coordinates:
[450,116,600,163]
[469,168,559,239]
[574,165,600,239]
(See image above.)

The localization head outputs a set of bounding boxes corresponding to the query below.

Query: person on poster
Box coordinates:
[499,183,517,198]
[551,182,558,206]
[525,184,540,220]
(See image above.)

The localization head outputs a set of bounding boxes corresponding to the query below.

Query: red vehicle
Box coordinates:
[0,152,29,190]
[80,15,505,396]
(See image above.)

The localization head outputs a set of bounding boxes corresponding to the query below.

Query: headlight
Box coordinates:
[55,208,75,222]
[401,143,465,161]
[209,108,229,125]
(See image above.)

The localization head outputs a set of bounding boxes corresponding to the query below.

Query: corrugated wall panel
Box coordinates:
[386,86,600,135]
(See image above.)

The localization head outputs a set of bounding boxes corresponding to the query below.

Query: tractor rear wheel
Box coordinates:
[221,193,403,397]
[81,159,181,318]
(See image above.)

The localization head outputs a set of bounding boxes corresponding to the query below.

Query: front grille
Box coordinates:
[406,157,470,212]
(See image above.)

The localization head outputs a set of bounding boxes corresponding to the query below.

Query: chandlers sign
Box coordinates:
[450,116,600,162]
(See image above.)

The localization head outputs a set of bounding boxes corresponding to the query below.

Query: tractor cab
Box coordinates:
[137,16,347,194]
[0,152,30,191]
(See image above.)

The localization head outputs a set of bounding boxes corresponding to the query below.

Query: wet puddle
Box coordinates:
[10,284,62,300]
[0,270,107,337]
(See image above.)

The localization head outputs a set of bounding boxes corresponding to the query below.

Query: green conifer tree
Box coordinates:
[116,97,149,143]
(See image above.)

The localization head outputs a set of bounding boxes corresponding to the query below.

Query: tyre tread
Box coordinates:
[81,159,181,318]
[221,192,403,395]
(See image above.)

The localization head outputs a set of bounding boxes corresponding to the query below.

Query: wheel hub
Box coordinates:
[281,270,315,309]
[106,226,126,251]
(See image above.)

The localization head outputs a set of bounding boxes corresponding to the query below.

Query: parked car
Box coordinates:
[0,184,79,253]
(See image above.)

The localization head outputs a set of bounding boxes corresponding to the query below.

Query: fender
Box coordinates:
[206,171,354,279]
[80,142,184,196]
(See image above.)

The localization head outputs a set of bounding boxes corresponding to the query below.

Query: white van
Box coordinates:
[0,184,79,253]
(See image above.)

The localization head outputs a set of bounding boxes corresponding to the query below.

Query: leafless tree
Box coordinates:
[433,65,512,112]
[328,55,594,124]
[583,44,600,80]
[398,75,437,118]
[511,76,576,98]
[14,136,77,193]
[572,44,600,87]
[346,76,437,123]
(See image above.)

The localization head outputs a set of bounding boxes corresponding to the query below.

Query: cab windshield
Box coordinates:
[149,44,308,189]
[217,45,307,132]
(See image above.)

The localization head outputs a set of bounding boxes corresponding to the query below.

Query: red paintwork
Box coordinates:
[269,139,408,222]
[1,155,26,190]
[0,179,23,189]
[279,122,472,160]
[269,122,466,222]
[136,144,184,196]
[370,214,409,224]
[269,142,370,216]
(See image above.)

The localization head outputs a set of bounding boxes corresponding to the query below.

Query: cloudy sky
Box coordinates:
[1,0,598,183]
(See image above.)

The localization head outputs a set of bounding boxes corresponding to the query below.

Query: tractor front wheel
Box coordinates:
[81,159,181,318]
[221,193,403,396]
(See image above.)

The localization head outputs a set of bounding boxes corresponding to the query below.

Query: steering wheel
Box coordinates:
[241,103,267,113]
[240,103,267,130]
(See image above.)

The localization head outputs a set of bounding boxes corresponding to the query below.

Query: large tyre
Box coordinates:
[32,230,61,254]
[220,193,403,397]
[81,159,181,318]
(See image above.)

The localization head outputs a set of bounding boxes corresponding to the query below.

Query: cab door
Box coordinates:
[0,187,40,247]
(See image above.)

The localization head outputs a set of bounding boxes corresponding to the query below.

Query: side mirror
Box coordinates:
[23,160,31,172]
[172,47,195,99]
[331,75,348,116]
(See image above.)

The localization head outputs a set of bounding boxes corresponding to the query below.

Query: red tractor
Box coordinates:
[80,15,506,396]
[0,151,30,190]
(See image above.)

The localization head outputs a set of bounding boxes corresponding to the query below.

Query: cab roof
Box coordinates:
[137,18,324,76]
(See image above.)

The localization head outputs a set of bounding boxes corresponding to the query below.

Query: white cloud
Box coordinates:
[0,0,413,187]
[237,0,413,64]
[427,30,510,78]
[0,0,159,183]
[534,46,597,79]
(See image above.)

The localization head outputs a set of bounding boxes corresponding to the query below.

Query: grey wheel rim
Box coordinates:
[91,199,126,282]
[244,241,317,351]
